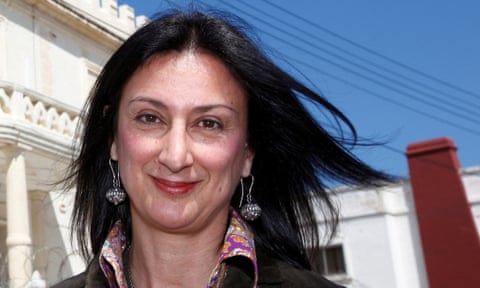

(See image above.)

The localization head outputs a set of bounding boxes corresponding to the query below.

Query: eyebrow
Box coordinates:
[127,96,239,114]
[128,96,167,109]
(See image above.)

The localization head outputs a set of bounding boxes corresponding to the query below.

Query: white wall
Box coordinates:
[331,184,429,288]
[1,1,112,109]
[0,0,143,285]
[329,168,480,288]
[463,168,480,232]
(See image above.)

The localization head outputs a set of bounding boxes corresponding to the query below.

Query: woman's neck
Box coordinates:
[127,214,229,288]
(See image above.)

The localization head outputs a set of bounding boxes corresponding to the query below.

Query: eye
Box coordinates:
[198,119,223,130]
[136,113,161,124]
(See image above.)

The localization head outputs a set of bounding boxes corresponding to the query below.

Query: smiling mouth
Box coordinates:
[151,177,199,195]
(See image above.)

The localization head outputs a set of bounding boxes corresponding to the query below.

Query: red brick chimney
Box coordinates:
[406,137,480,288]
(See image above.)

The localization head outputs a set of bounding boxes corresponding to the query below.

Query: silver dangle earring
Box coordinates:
[239,175,262,221]
[106,158,127,205]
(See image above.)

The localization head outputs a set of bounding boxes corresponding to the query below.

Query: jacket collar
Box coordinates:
[97,209,257,288]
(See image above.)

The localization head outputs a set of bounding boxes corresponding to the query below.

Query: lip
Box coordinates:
[151,177,199,195]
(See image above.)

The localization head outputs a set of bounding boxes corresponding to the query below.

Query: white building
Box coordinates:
[0,0,146,286]
[323,167,479,287]
[1,1,479,287]
[312,139,480,288]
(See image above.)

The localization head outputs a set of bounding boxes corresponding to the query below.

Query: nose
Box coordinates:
[157,124,194,172]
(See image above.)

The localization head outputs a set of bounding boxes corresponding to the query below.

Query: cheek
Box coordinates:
[197,136,246,176]
[116,130,158,165]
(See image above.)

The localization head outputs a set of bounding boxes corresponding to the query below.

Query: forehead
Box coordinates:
[121,51,247,108]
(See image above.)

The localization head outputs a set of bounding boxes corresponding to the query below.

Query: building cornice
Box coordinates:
[18,0,147,50]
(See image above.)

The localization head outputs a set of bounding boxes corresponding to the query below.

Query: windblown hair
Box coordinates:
[66,10,391,269]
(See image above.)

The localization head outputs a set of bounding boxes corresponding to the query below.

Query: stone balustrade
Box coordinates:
[0,81,81,142]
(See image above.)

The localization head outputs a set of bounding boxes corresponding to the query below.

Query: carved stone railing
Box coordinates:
[0,81,81,157]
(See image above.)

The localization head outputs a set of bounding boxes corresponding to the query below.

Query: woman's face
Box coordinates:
[110,51,253,234]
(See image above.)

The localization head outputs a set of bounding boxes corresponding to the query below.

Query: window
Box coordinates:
[310,245,346,276]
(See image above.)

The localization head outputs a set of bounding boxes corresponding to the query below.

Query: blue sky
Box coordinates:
[118,0,480,178]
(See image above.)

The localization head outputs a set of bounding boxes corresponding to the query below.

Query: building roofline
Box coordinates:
[19,0,148,49]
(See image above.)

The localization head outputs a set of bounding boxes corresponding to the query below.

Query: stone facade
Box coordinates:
[0,0,146,286]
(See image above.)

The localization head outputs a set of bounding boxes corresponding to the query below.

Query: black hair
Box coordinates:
[66,9,391,269]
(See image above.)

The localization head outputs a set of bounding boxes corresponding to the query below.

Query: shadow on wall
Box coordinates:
[0,226,7,287]
[0,190,82,287]
[32,189,84,286]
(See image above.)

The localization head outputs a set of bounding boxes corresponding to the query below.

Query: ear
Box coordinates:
[110,138,119,161]
[241,145,255,177]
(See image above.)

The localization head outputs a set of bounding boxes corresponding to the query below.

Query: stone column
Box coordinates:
[5,148,32,288]
[30,191,47,279]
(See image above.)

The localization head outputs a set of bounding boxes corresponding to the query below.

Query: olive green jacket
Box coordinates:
[52,250,344,288]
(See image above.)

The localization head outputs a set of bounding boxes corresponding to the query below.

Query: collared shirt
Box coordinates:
[98,208,258,288]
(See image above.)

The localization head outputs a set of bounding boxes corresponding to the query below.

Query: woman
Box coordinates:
[54,9,390,288]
